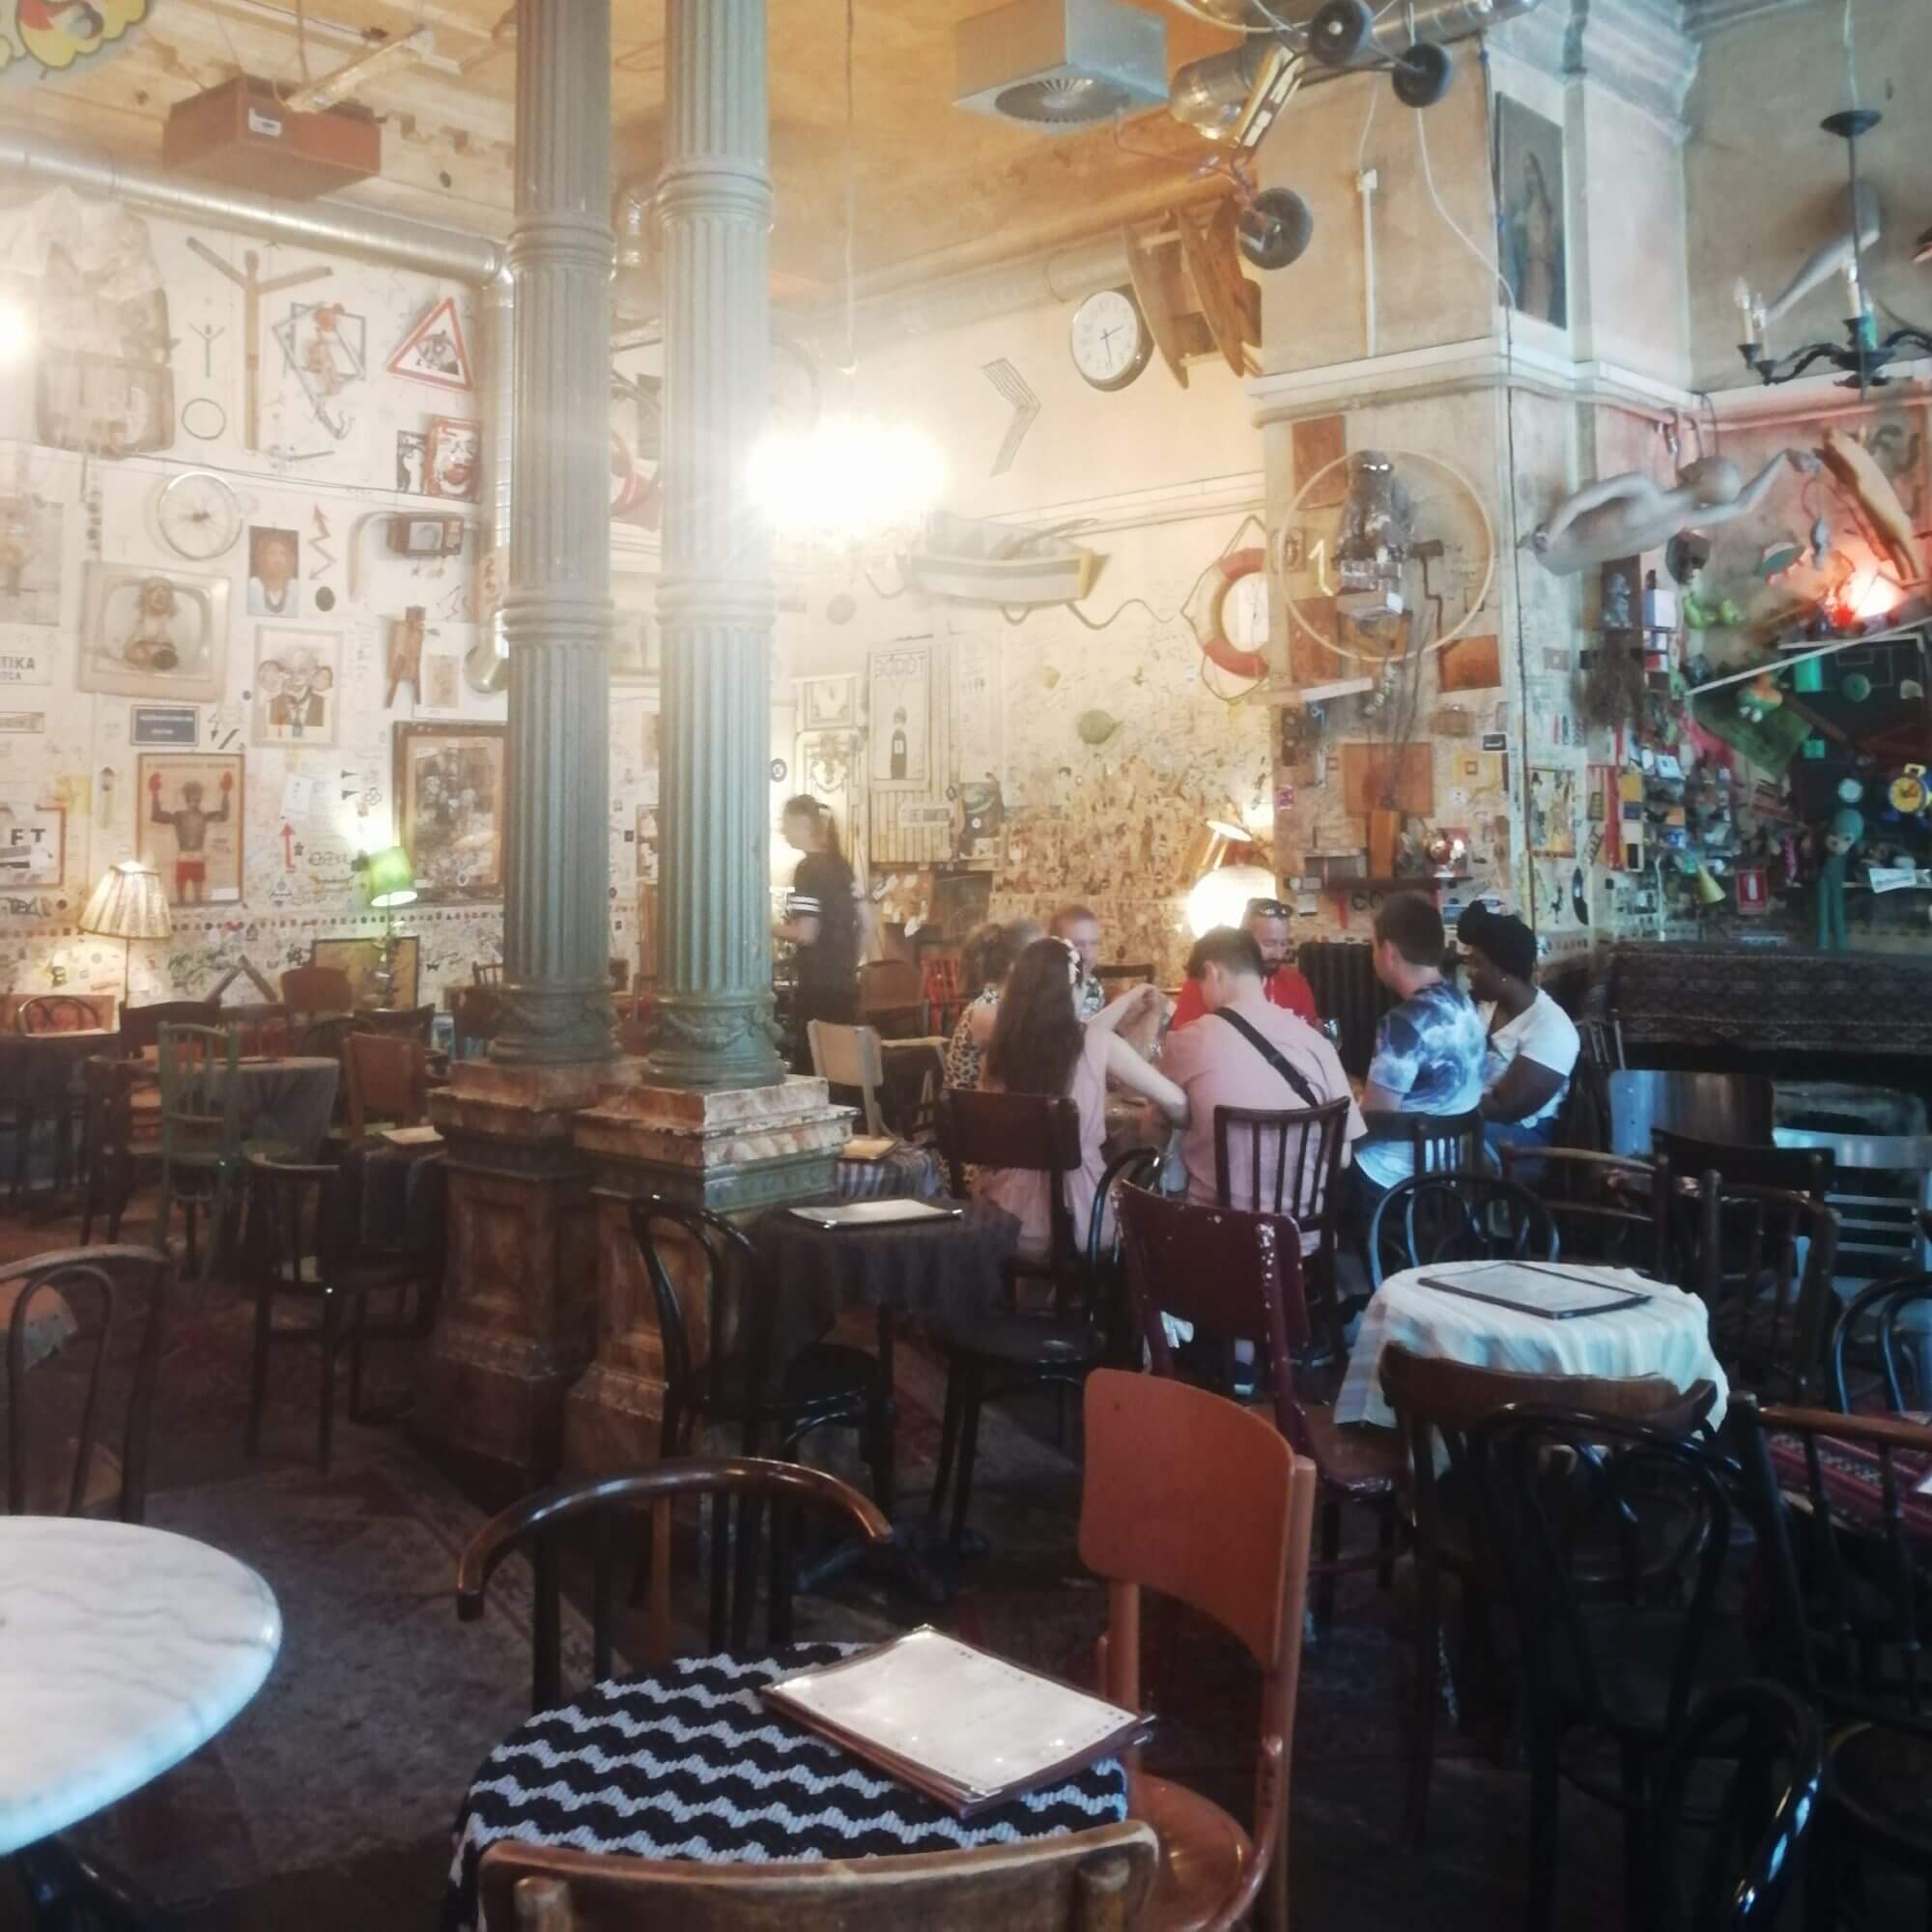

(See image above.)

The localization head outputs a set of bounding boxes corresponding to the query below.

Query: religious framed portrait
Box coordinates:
[309,935,421,1010]
[78,562,230,702]
[252,627,340,747]
[393,721,505,900]
[136,753,243,906]
[1496,96,1568,331]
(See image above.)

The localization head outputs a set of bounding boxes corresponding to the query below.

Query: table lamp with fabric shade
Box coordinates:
[80,861,172,1011]
[359,845,417,1009]
[1183,811,1276,940]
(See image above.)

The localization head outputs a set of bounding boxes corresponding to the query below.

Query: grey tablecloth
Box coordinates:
[230,1057,339,1161]
[831,1143,945,1202]
[335,1134,446,1256]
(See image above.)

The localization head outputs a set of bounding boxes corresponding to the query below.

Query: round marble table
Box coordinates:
[0,1519,282,1855]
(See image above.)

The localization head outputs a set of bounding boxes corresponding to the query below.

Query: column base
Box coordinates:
[562,1074,852,1475]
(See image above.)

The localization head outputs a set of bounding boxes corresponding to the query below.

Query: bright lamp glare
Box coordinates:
[1186,863,1278,941]
[749,416,944,550]
[1845,561,1900,623]
[0,299,35,369]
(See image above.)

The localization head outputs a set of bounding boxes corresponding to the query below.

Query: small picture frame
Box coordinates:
[78,563,230,703]
[253,627,341,747]
[799,674,857,729]
[424,416,481,501]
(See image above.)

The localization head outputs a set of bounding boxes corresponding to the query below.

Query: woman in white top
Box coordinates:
[975,936,1185,1257]
[1457,903,1579,1157]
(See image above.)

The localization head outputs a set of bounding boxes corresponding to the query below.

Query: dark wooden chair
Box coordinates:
[10,996,110,1202]
[243,1154,422,1471]
[1086,1147,1162,1366]
[472,959,504,989]
[1378,1345,1718,1847]
[1366,1171,1558,1289]
[930,1090,1106,1548]
[341,1032,430,1137]
[1213,1096,1352,1359]
[78,1056,162,1246]
[352,1003,437,1043]
[1119,1186,1400,1634]
[479,1810,1157,1932]
[1650,1128,1833,1200]
[1734,1397,1932,1919]
[1498,1146,1668,1275]
[857,957,927,1039]
[1642,1681,1824,1932]
[118,999,219,1057]
[456,1456,894,1710]
[3,1245,172,1521]
[1474,1402,1745,1932]
[1828,1271,1932,1413]
[1359,1105,1485,1179]
[279,964,355,1022]
[1081,1367,1315,1932]
[1608,1070,1775,1159]
[155,1020,246,1280]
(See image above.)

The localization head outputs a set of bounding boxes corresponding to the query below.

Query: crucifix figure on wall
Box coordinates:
[184,241,331,452]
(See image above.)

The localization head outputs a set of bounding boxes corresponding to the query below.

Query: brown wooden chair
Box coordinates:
[479,1820,1158,1932]
[472,959,504,989]
[1378,1344,1718,1847]
[3,1245,173,1521]
[279,965,355,1022]
[341,1032,430,1137]
[1118,1185,1400,1631]
[118,998,220,1057]
[857,956,927,1038]
[1498,1145,1668,1275]
[457,1457,895,1710]
[78,1056,161,1246]
[1080,1366,1315,1932]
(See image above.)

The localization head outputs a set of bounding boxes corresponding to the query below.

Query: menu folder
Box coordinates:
[761,1626,1152,1819]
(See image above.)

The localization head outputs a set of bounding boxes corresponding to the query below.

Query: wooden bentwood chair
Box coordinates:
[1081,1368,1315,1932]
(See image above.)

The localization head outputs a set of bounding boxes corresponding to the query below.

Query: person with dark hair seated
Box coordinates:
[1166,896,1319,1032]
[1457,902,1579,1158]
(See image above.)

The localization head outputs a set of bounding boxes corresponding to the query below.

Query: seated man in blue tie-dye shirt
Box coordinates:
[1349,893,1487,1222]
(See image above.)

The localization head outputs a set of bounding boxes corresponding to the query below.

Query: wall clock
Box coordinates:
[1068,286,1153,393]
[155,469,243,561]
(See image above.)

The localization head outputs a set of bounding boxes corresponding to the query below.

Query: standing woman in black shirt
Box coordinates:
[776,794,861,1071]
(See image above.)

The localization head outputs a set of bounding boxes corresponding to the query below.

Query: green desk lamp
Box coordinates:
[360,845,417,1008]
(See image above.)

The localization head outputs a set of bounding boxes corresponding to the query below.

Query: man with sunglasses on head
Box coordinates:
[1168,895,1320,1032]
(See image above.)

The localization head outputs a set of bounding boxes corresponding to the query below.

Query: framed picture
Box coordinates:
[129,704,198,748]
[136,753,243,905]
[0,790,64,887]
[393,722,506,900]
[1496,96,1568,330]
[78,562,230,702]
[799,674,856,729]
[1528,765,1578,858]
[309,935,421,1010]
[867,641,932,791]
[253,627,340,747]
[425,416,481,501]
[246,526,301,618]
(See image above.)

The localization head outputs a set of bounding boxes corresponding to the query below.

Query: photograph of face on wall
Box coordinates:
[247,526,300,617]
[1497,97,1567,330]
[425,416,481,501]
[394,722,505,899]
[253,627,339,747]
[137,753,243,906]
[78,563,230,702]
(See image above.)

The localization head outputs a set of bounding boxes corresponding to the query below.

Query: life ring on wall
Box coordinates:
[1201,548,1269,682]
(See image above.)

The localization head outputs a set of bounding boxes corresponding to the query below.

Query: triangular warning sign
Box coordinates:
[386,296,473,392]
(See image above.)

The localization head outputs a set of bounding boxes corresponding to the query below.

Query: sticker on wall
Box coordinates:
[387,296,473,392]
[0,711,44,732]
[396,431,429,497]
[130,704,198,748]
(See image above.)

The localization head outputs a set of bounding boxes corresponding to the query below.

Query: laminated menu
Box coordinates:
[1416,1260,1651,1321]
[762,1626,1151,1818]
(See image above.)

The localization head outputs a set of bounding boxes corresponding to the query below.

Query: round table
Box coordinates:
[229,1055,341,1160]
[443,1643,1128,1932]
[1333,1260,1731,1431]
[0,1519,281,1855]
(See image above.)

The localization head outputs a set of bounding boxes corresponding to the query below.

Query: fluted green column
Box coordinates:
[647,0,786,1090]
[494,0,617,1065]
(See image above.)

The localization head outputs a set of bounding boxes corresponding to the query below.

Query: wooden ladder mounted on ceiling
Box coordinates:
[1124,200,1262,388]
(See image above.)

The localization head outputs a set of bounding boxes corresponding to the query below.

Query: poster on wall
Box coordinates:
[137,753,242,906]
[867,641,932,791]
[309,935,421,1010]
[1496,97,1567,330]
[77,562,230,702]
[253,627,340,747]
[1528,765,1578,857]
[0,786,63,885]
[393,722,506,900]
[0,496,63,628]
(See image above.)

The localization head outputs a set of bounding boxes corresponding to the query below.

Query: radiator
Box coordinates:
[1296,939,1394,1079]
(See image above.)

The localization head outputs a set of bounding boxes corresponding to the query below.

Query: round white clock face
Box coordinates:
[156,470,242,561]
[1223,569,1270,651]
[1069,287,1151,392]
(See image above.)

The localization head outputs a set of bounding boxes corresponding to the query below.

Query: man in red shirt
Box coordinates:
[1169,897,1319,1030]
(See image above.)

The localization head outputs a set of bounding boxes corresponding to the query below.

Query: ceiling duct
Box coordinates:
[954,0,1169,132]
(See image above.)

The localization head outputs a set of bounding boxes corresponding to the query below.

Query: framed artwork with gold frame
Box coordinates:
[393,722,506,901]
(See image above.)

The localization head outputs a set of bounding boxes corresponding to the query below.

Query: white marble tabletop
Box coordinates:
[0,1518,281,1855]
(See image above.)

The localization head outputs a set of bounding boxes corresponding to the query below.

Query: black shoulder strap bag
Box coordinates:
[1214,1008,1322,1111]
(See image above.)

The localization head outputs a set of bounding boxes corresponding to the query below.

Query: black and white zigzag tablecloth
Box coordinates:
[444,1644,1129,1931]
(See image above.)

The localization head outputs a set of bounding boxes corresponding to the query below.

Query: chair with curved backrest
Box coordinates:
[1367,1171,1559,1289]
[457,1457,895,1712]
[341,1031,430,1137]
[279,965,355,1022]
[479,1806,1157,1932]
[1213,1096,1352,1358]
[807,1018,889,1137]
[1498,1146,1669,1276]
[1473,1403,1745,1932]
[1080,1367,1315,1932]
[1642,1682,1824,1932]
[12,995,110,1201]
[1086,1147,1161,1366]
[1377,1345,1719,1848]
[3,1246,172,1522]
[78,1056,161,1247]
[155,1021,244,1280]
[118,998,219,1058]
[1829,1271,1932,1413]
[1359,1105,1485,1181]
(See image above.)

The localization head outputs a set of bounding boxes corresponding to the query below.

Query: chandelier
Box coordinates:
[1738,111,1932,400]
[749,416,944,555]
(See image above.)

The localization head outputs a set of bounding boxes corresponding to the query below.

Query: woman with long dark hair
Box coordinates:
[943,916,1041,1092]
[775,794,860,1071]
[977,936,1186,1254]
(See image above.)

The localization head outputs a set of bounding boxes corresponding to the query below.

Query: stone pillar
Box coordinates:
[646,0,787,1092]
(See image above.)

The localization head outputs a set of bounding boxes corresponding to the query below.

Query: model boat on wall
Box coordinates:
[902,511,1103,609]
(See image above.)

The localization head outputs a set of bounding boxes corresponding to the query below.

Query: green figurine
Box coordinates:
[1815,806,1863,950]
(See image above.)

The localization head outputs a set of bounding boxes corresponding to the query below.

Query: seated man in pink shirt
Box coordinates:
[1167,896,1319,1031]
[1158,925,1364,1239]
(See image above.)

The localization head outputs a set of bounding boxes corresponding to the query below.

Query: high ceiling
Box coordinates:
[4,0,1242,292]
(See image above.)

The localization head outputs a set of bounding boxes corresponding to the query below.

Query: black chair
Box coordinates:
[1498,1145,1668,1276]
[1828,1271,1932,1414]
[1642,1681,1825,1931]
[1651,1129,1834,1202]
[1360,1104,1484,1179]
[1733,1397,1932,1918]
[457,1456,893,1711]
[1475,1403,1746,1932]
[118,997,219,1058]
[1086,1145,1161,1365]
[3,1245,171,1521]
[1213,1096,1352,1359]
[1367,1171,1558,1289]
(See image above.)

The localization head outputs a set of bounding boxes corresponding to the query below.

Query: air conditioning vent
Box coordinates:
[955,0,1168,133]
